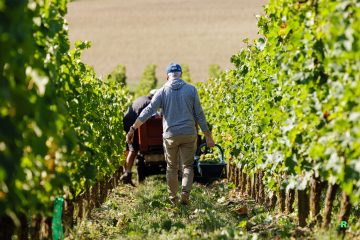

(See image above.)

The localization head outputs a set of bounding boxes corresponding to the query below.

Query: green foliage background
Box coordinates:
[107,64,127,86]
[198,0,360,203]
[0,0,130,218]
[181,64,193,84]
[208,64,223,80]
[135,64,158,97]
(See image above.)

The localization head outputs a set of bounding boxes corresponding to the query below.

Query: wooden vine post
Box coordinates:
[322,183,338,228]
[309,176,322,225]
[241,171,247,195]
[338,192,352,228]
[258,171,265,204]
[278,187,286,213]
[286,190,295,214]
[298,189,310,227]
[246,174,252,196]
[251,173,256,199]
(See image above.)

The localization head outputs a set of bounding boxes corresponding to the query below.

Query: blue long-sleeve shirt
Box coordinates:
[138,78,209,138]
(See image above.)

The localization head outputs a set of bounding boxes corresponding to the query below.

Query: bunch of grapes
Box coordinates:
[199,153,221,163]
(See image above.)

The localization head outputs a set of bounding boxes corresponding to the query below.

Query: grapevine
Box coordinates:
[0,0,130,233]
[198,0,360,225]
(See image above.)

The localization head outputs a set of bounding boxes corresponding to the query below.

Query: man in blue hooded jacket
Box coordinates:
[126,63,215,206]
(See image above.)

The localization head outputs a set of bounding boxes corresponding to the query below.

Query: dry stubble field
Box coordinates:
[67,0,267,87]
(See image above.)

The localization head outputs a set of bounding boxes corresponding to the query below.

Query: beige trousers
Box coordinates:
[163,134,197,200]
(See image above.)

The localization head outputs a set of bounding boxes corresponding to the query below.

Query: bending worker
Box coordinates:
[126,63,215,206]
[120,90,157,184]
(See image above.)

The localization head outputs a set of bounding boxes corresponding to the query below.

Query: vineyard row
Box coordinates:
[198,0,359,229]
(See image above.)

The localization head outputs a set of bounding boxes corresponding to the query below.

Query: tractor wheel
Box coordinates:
[136,156,146,183]
[137,165,146,183]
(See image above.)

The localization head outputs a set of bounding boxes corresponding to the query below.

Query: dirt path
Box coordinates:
[70,176,241,239]
[66,0,268,86]
[67,175,333,240]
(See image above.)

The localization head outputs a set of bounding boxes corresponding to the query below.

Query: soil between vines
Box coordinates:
[68,175,360,240]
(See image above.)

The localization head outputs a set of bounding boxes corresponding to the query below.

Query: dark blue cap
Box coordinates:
[166,63,182,73]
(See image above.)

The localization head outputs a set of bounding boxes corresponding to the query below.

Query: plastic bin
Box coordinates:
[194,143,226,179]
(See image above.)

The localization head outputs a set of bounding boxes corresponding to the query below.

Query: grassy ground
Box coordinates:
[69,175,360,240]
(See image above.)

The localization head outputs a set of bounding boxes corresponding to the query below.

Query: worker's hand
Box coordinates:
[126,129,135,144]
[205,135,215,148]
[203,130,215,148]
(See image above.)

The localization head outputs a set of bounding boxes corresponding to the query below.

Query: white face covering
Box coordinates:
[167,71,182,80]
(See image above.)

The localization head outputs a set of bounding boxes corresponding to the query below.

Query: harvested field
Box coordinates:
[66,0,267,87]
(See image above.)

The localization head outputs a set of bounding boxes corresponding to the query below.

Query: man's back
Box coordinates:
[161,79,197,137]
[123,96,151,130]
[138,78,208,138]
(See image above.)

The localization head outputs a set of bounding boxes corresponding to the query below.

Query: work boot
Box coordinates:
[180,194,190,206]
[120,172,132,184]
[169,196,178,207]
